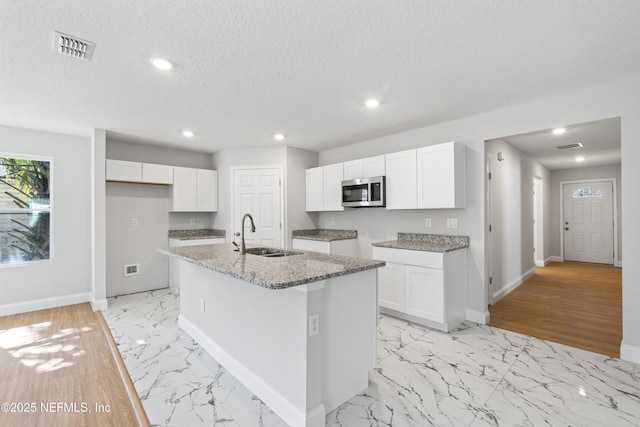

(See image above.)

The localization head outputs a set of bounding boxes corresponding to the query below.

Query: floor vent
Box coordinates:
[124,263,140,277]
[53,31,95,60]
[556,142,583,150]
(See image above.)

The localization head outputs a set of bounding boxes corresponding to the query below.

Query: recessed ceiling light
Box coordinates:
[182,130,194,138]
[151,57,173,70]
[365,99,380,108]
[553,128,566,135]
[576,156,585,162]
[274,133,285,141]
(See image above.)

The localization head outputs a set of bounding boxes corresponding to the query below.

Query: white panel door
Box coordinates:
[563,181,614,264]
[378,262,405,311]
[233,168,282,247]
[405,265,444,323]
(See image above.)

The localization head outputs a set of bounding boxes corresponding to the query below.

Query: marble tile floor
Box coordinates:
[104,289,640,427]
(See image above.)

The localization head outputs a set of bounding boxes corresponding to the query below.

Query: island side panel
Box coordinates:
[178,262,324,427]
[322,268,377,413]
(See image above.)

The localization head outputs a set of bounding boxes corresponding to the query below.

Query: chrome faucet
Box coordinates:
[236,213,256,255]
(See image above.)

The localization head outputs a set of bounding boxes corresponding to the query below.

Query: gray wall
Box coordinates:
[105,139,215,296]
[0,125,92,311]
[285,146,319,246]
[550,163,622,261]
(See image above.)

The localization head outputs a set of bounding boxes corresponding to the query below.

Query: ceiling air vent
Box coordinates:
[53,31,95,60]
[556,142,583,150]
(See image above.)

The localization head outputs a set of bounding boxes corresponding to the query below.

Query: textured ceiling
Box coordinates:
[495,118,621,170]
[1,1,639,153]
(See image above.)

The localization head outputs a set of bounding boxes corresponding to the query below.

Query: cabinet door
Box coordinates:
[343,160,364,180]
[363,155,385,177]
[171,167,197,211]
[305,167,324,211]
[385,149,417,209]
[197,169,217,211]
[142,163,174,184]
[106,159,142,182]
[405,265,444,322]
[378,262,405,311]
[323,163,344,211]
[417,142,465,209]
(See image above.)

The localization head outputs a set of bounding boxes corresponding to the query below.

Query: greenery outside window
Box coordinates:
[0,155,51,265]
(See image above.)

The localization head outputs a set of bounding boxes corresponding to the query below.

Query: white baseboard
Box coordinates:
[534,260,545,267]
[466,309,490,325]
[492,267,535,304]
[179,314,324,427]
[550,256,563,263]
[0,292,91,316]
[620,341,640,364]
[615,260,622,268]
[91,298,108,311]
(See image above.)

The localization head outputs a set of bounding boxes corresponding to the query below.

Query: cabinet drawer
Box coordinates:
[372,246,443,269]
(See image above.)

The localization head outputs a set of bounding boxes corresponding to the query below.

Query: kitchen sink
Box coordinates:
[244,247,303,258]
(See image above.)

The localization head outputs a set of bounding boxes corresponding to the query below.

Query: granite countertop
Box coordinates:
[372,233,469,253]
[292,229,357,242]
[159,243,383,290]
[169,229,226,240]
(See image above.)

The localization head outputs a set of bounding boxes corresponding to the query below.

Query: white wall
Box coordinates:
[285,147,319,247]
[550,164,622,262]
[0,125,92,315]
[485,139,551,302]
[319,75,640,360]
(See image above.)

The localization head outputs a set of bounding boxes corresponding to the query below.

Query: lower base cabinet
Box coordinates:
[292,238,358,257]
[372,246,466,331]
[169,237,225,294]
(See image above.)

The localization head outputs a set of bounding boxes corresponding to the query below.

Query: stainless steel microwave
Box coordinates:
[341,176,386,207]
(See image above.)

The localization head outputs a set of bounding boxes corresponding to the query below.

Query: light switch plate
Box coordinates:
[425,218,432,228]
[447,218,458,228]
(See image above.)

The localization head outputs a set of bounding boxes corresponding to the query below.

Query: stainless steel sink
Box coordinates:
[244,247,302,257]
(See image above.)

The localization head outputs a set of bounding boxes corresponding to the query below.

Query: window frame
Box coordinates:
[0,152,53,267]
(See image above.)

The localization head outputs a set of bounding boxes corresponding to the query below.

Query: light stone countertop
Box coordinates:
[169,229,226,240]
[291,229,357,241]
[159,243,384,289]
[372,233,469,253]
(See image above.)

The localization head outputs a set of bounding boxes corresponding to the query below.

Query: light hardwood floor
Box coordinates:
[0,303,149,427]
[489,261,622,358]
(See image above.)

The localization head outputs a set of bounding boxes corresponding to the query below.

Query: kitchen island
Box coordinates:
[159,243,384,427]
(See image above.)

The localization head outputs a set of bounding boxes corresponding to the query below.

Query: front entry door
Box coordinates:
[233,168,282,247]
[563,181,614,264]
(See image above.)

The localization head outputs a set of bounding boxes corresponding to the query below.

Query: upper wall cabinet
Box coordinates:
[106,160,174,184]
[343,155,386,180]
[385,149,417,210]
[305,163,344,212]
[106,160,142,182]
[417,142,465,209]
[170,167,218,212]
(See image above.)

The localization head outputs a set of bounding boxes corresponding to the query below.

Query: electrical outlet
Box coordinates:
[447,218,458,228]
[425,218,432,228]
[330,217,335,225]
[190,218,196,225]
[131,218,138,226]
[200,298,205,313]
[308,314,320,337]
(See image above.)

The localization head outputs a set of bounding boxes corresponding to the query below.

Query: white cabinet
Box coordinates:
[171,167,218,212]
[323,163,344,211]
[385,149,417,210]
[305,167,324,211]
[305,163,344,212]
[417,142,465,209]
[142,163,173,184]
[343,155,385,180]
[106,160,175,184]
[106,160,142,182]
[292,238,358,257]
[196,169,217,211]
[372,245,466,331]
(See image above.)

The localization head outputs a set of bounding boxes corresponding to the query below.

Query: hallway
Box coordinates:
[489,262,622,357]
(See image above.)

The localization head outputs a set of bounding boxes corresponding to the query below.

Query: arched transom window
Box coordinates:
[572,186,603,198]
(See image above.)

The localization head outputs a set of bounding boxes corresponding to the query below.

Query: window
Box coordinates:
[572,186,603,199]
[0,155,51,265]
